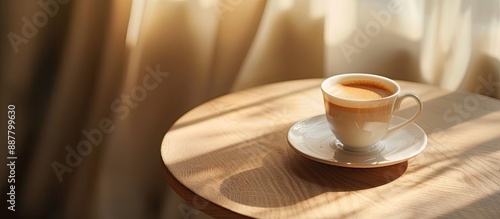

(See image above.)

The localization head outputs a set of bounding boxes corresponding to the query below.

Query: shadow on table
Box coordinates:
[218,127,408,208]
[220,147,407,208]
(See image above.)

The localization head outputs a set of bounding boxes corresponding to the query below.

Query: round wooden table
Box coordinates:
[161,79,500,218]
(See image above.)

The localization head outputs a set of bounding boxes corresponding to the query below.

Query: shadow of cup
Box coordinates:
[220,152,407,208]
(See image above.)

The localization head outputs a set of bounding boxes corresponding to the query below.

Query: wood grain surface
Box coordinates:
[161,79,500,218]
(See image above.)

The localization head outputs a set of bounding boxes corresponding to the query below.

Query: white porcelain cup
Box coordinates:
[321,73,423,152]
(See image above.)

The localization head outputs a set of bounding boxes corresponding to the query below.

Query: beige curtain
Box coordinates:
[1,0,498,218]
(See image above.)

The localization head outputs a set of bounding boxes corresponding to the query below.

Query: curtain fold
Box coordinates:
[1,0,498,218]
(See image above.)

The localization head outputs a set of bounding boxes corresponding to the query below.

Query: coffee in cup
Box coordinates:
[321,73,423,152]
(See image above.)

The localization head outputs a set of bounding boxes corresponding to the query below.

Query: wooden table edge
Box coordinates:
[161,160,252,219]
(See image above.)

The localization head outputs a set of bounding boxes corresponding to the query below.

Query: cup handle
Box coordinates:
[386,93,423,137]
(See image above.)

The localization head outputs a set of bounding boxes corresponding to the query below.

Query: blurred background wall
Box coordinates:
[0,0,498,218]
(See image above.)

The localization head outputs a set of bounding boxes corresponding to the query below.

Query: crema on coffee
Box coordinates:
[328,80,393,100]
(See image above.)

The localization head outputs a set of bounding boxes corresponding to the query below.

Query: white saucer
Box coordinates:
[287,115,427,168]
